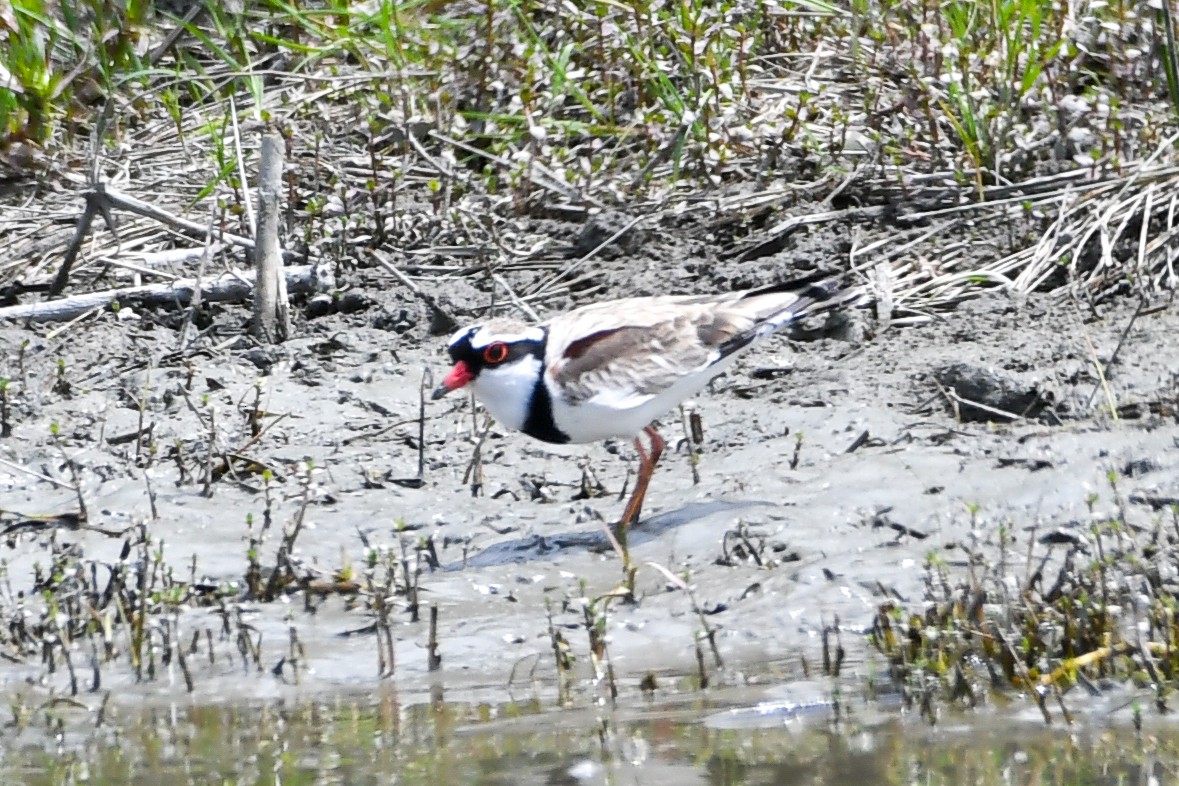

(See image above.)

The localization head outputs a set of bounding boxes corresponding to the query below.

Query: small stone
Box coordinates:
[931,362,1050,422]
[306,293,334,318]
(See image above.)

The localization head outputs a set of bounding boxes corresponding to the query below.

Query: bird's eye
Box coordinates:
[482,342,509,364]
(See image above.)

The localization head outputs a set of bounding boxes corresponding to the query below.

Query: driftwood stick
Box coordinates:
[0,265,333,323]
[96,243,227,277]
[252,133,290,343]
[48,106,120,299]
[74,184,257,258]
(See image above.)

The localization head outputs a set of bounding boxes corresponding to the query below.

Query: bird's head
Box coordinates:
[432,320,547,429]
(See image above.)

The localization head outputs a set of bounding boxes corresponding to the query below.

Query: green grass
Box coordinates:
[1,0,151,143]
[2,0,1175,198]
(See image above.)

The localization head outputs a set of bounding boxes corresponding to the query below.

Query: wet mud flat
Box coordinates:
[0,256,1175,712]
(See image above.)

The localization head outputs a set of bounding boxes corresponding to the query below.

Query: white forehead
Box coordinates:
[449,322,545,349]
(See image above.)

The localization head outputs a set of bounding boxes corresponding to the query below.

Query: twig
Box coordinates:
[427,604,441,671]
[531,213,646,299]
[43,305,105,341]
[177,208,214,354]
[418,367,432,481]
[646,561,724,670]
[492,272,540,321]
[1084,299,1145,409]
[51,429,88,522]
[50,185,119,299]
[679,404,702,486]
[0,456,76,489]
[734,206,886,263]
[460,414,496,496]
[1072,301,1120,420]
[405,130,456,179]
[48,104,117,298]
[52,186,261,297]
[229,97,256,236]
[930,377,1024,422]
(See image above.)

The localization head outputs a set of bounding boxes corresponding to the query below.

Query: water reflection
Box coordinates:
[1,689,1166,786]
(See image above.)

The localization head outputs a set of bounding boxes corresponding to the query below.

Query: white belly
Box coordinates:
[549,353,741,442]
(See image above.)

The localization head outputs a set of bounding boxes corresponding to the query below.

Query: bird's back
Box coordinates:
[537,280,858,440]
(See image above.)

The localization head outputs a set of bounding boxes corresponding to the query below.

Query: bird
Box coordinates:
[432,279,861,533]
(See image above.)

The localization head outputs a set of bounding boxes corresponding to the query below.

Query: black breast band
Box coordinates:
[521,330,570,444]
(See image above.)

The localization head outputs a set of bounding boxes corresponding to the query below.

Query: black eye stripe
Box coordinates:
[448,332,547,371]
[446,328,478,362]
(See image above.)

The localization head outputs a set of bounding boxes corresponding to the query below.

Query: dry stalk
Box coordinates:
[261,462,315,601]
[545,597,573,703]
[427,604,441,672]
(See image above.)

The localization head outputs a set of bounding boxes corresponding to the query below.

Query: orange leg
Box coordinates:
[617,426,666,532]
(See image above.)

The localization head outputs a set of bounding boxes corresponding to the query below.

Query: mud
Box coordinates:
[0,208,1176,706]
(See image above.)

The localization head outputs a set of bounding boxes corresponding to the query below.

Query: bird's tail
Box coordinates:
[748,278,868,329]
[714,278,865,359]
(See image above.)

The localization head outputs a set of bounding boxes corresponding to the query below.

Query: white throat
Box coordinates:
[469,354,545,432]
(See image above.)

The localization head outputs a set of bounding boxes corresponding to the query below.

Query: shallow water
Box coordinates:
[4,687,1171,786]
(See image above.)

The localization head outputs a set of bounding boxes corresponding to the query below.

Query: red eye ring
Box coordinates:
[483,342,509,364]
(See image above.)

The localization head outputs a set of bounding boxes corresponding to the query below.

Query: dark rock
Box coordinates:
[931,362,1050,422]
[569,210,642,259]
[337,292,371,314]
[371,307,418,334]
[1122,458,1157,477]
[305,293,334,318]
[243,347,280,372]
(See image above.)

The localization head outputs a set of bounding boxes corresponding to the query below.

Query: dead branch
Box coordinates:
[48,183,263,300]
[0,264,333,323]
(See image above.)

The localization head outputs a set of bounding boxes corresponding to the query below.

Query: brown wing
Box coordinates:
[543,281,856,405]
[546,304,759,404]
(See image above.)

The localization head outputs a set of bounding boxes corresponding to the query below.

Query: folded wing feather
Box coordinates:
[545,296,792,404]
